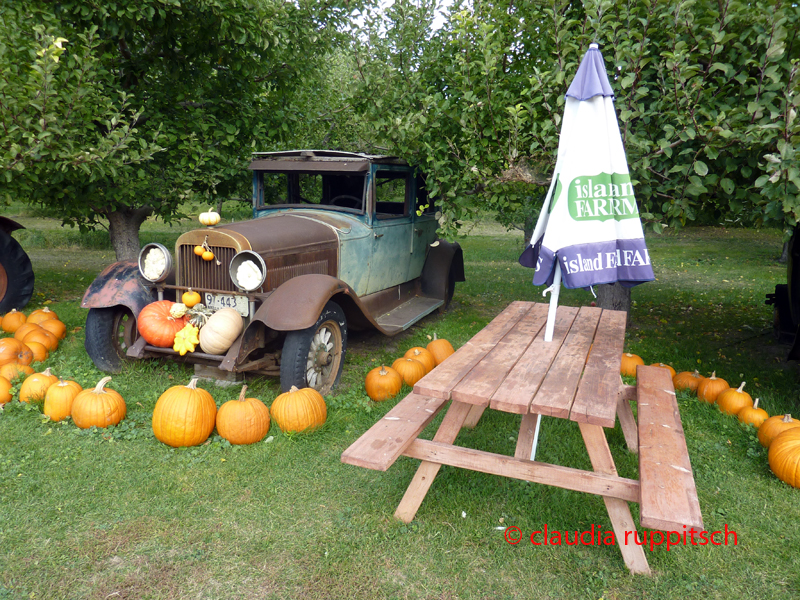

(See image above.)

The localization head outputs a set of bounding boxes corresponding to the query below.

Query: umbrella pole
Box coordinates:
[543,262,562,342]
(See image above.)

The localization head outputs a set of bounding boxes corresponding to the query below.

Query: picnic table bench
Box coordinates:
[341,301,703,574]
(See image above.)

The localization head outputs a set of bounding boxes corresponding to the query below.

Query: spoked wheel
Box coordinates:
[280,301,347,395]
[84,306,140,373]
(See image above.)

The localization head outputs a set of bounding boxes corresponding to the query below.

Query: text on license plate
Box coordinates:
[204,293,249,317]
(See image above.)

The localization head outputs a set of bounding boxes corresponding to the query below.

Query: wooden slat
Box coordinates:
[403,439,641,503]
[529,306,602,419]
[413,301,532,399]
[637,365,704,532]
[491,305,579,414]
[450,303,549,405]
[340,393,449,471]
[570,308,628,427]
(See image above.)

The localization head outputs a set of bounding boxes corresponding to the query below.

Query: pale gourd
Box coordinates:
[199,308,244,355]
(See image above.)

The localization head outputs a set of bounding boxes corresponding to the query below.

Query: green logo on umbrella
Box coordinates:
[566,173,639,222]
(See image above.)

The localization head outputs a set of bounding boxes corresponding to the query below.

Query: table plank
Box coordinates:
[570,308,627,427]
[413,301,533,399]
[450,303,549,405]
[491,305,579,414]
[340,393,450,471]
[529,306,601,419]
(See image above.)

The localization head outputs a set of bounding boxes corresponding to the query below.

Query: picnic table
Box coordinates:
[341,301,703,574]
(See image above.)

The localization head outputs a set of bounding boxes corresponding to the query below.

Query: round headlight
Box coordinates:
[229,251,267,292]
[138,243,173,283]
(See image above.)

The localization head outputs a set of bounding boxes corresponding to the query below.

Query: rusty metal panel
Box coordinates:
[264,255,332,291]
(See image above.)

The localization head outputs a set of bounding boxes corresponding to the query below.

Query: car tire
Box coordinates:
[0,230,35,313]
[437,261,457,314]
[85,306,139,373]
[280,301,347,395]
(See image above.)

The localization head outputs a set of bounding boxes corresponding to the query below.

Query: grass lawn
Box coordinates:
[1,213,799,599]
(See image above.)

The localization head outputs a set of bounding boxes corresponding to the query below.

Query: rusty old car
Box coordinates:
[81,150,464,394]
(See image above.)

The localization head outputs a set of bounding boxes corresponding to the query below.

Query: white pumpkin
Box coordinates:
[199,208,221,226]
[199,308,244,355]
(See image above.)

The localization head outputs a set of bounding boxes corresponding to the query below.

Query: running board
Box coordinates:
[375,296,443,334]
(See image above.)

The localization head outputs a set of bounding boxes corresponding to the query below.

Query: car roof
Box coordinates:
[249,150,409,172]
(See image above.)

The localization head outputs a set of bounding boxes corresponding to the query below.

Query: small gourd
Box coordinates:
[427,334,455,365]
[768,428,800,488]
[620,353,644,377]
[403,347,436,373]
[19,367,58,403]
[173,323,201,356]
[271,386,327,433]
[673,370,703,393]
[44,378,83,422]
[170,303,188,318]
[152,377,217,447]
[1,309,26,333]
[216,385,271,445]
[182,289,202,308]
[365,365,403,401]
[716,382,753,415]
[71,376,127,429]
[737,398,768,428]
[199,308,243,355]
[202,250,215,262]
[392,357,427,387]
[758,414,800,448]
[696,371,728,404]
[199,208,221,226]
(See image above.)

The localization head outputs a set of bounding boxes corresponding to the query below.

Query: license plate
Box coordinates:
[204,293,249,317]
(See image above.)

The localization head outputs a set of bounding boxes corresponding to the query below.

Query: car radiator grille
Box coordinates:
[264,260,328,291]
[178,245,237,292]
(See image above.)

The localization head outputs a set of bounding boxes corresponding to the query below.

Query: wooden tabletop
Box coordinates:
[413,301,627,428]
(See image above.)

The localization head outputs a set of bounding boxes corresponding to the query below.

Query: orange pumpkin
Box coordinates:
[758,414,800,448]
[427,334,455,365]
[620,353,644,377]
[0,362,34,381]
[365,365,403,401]
[71,376,126,429]
[13,322,44,342]
[0,338,30,366]
[649,362,676,378]
[403,347,436,373]
[27,307,58,324]
[392,358,427,387]
[22,328,58,352]
[152,377,217,447]
[673,370,703,393]
[19,367,58,403]
[716,382,753,415]
[38,318,66,340]
[697,372,728,404]
[270,386,327,434]
[24,341,48,363]
[0,375,12,404]
[1,309,26,333]
[44,378,83,421]
[137,300,188,348]
[738,398,769,428]
[216,385,271,445]
[768,428,800,487]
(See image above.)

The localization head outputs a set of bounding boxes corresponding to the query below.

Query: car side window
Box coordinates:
[375,171,409,219]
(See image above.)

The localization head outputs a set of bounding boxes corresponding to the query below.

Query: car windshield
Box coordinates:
[258,172,366,212]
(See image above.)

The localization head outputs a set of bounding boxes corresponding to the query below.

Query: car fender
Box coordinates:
[420,239,465,299]
[81,261,157,316]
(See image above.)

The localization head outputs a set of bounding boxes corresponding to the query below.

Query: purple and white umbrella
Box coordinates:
[520,43,654,340]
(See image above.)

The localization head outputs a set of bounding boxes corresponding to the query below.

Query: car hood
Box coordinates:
[210,212,342,255]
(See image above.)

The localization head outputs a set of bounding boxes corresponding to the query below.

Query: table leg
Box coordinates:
[463,404,487,429]
[617,385,638,454]
[578,421,651,575]
[394,400,474,523]
[515,412,541,460]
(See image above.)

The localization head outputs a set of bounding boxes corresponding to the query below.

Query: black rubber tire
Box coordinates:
[84,306,139,373]
[280,301,347,395]
[0,230,35,313]
[437,261,457,314]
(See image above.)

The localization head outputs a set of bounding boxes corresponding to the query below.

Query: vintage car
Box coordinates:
[81,150,464,394]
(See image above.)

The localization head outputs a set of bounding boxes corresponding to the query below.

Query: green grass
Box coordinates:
[1,222,799,599]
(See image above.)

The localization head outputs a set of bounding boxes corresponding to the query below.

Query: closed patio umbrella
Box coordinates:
[519,43,654,341]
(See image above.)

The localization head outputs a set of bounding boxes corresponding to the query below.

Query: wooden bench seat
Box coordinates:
[636,365,703,532]
[340,393,450,471]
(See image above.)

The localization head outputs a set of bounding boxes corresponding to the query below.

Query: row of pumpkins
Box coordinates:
[622,352,800,489]
[364,334,456,402]
[4,364,328,446]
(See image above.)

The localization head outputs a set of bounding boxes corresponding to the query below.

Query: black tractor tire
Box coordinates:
[0,230,35,313]
[85,306,139,373]
[280,301,347,395]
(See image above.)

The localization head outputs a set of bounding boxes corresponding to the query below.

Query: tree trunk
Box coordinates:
[780,241,789,263]
[595,282,632,324]
[106,206,154,261]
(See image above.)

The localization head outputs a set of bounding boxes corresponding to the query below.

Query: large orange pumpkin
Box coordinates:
[768,428,800,488]
[392,357,427,387]
[71,376,126,429]
[758,414,800,448]
[365,365,403,401]
[426,334,455,366]
[137,301,188,348]
[716,382,753,415]
[697,372,728,404]
[216,385,271,445]
[270,386,327,434]
[152,377,217,447]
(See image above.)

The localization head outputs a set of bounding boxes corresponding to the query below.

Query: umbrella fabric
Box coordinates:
[519,44,654,290]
